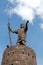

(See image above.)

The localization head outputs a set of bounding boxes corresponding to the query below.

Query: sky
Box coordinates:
[0,0,43,65]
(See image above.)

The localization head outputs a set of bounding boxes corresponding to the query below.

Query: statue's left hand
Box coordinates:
[27,20,29,24]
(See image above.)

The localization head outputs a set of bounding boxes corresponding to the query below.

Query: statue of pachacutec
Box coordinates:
[8,20,29,45]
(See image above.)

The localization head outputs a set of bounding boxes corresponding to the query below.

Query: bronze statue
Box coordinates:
[8,20,29,45]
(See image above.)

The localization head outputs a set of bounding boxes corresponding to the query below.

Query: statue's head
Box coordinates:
[20,24,25,28]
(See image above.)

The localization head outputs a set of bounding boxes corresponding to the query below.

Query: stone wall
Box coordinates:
[1,45,37,65]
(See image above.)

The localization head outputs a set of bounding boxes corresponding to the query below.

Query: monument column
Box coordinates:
[1,20,37,65]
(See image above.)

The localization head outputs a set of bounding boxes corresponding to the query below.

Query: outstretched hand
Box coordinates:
[26,20,29,24]
[27,20,29,23]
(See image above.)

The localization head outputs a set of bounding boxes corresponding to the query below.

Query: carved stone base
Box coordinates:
[1,45,37,65]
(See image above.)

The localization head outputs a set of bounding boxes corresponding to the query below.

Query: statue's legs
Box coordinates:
[21,41,25,45]
[16,40,25,45]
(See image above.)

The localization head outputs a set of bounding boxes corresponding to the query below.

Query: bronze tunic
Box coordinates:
[17,28,26,42]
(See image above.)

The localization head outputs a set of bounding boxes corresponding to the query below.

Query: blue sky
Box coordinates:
[0,0,43,65]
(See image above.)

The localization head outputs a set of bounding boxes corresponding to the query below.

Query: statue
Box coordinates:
[8,20,29,45]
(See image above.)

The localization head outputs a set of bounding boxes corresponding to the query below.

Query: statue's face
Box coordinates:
[20,24,25,28]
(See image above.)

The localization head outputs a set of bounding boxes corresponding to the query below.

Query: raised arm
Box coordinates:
[8,22,18,34]
[25,20,29,32]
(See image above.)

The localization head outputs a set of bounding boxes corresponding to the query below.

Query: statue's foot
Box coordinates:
[16,43,20,45]
[16,41,25,45]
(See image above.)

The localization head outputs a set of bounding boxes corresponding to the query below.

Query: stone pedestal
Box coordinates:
[1,45,37,65]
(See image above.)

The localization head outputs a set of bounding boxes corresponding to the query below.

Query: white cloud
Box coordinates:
[8,0,14,4]
[36,1,43,19]
[39,23,43,29]
[5,0,43,23]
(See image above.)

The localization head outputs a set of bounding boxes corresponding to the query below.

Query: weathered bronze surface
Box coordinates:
[8,20,29,45]
[1,20,37,65]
